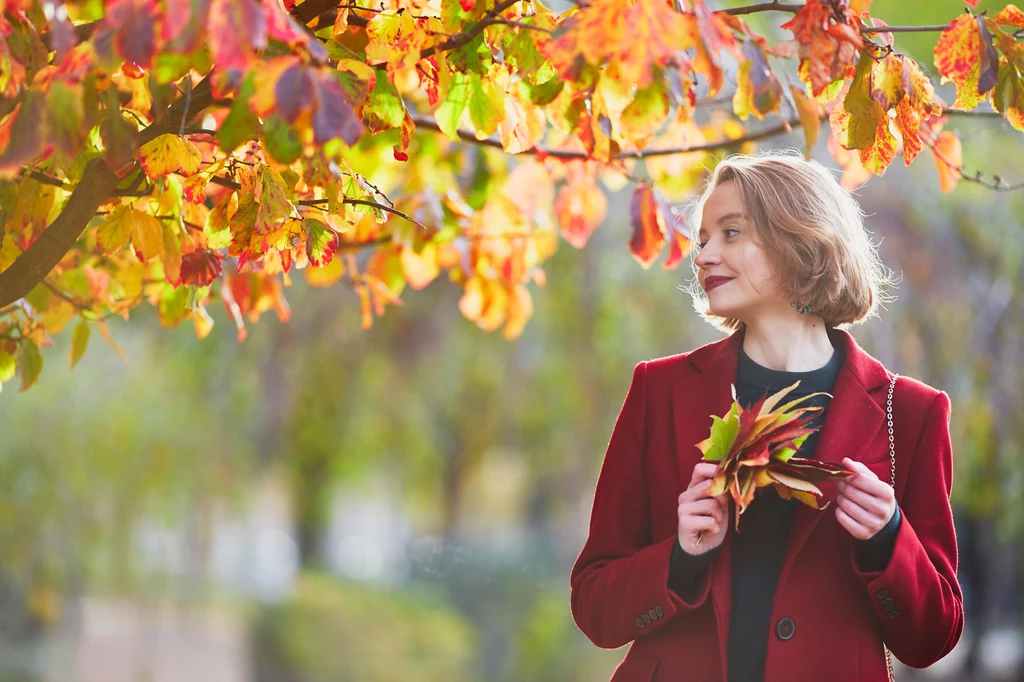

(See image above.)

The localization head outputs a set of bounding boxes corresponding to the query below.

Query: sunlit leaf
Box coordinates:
[137,134,202,179]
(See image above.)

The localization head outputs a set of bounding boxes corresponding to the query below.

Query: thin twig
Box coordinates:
[723,1,801,16]
[492,18,552,33]
[300,197,429,230]
[861,25,951,34]
[923,131,1024,192]
[419,0,521,60]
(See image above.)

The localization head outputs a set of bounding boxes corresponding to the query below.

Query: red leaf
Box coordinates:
[311,71,364,145]
[662,209,693,270]
[782,0,863,97]
[181,250,225,287]
[275,65,316,123]
[459,0,475,11]
[628,185,667,269]
[208,0,267,71]
[264,0,329,62]
[0,93,47,179]
[163,0,212,53]
[106,0,159,68]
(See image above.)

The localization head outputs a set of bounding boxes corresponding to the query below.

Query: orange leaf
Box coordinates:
[782,0,862,97]
[931,130,962,192]
[628,185,667,269]
[858,116,898,176]
[992,5,1024,28]
[554,181,607,249]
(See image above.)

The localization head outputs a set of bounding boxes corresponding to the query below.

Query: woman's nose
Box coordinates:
[695,241,719,268]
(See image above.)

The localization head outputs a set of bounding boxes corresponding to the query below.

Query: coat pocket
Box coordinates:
[610,657,660,682]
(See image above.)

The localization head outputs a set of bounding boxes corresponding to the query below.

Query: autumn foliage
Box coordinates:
[0,0,1022,390]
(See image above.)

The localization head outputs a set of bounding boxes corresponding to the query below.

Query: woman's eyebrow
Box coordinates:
[698,213,747,237]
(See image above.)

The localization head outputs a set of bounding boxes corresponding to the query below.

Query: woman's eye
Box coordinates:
[725,228,740,238]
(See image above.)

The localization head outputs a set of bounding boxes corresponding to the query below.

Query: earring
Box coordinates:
[791,300,812,314]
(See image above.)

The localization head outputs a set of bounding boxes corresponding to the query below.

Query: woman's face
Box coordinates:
[694,180,786,322]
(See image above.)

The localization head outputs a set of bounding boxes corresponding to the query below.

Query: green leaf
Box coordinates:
[505,29,554,85]
[701,402,740,462]
[0,348,15,382]
[263,115,303,165]
[621,80,670,138]
[70,321,90,369]
[468,73,504,138]
[218,74,261,153]
[364,72,406,133]
[304,218,339,268]
[45,80,85,158]
[844,53,876,117]
[436,72,471,140]
[527,76,564,106]
[18,340,42,391]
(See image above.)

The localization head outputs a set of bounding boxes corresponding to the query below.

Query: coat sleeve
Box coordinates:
[570,361,712,649]
[851,390,964,668]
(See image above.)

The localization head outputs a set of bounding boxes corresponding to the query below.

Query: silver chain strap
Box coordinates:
[885,372,898,682]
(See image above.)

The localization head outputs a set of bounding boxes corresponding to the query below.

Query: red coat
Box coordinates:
[570,326,963,681]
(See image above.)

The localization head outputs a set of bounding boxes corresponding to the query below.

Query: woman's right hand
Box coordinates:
[677,462,730,555]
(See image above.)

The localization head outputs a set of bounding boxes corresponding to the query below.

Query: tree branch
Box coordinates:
[420,0,522,60]
[723,2,801,16]
[0,77,216,309]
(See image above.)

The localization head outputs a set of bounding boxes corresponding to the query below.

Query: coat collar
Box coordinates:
[671,325,894,662]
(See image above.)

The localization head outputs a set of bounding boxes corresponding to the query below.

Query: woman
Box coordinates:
[569,153,963,682]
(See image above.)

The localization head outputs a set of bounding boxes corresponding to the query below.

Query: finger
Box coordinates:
[685,515,721,534]
[842,458,881,482]
[835,505,871,540]
[690,463,719,485]
[682,498,724,516]
[837,483,892,518]
[680,478,714,503]
[836,494,881,530]
[845,472,892,498]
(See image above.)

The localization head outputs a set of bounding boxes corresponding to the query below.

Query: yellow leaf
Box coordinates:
[790,85,821,159]
[136,134,203,180]
[0,233,20,273]
[96,205,133,253]
[305,256,345,287]
[128,210,165,261]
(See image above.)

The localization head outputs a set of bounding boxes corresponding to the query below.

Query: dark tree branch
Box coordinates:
[723,2,801,16]
[420,0,522,60]
[0,77,216,308]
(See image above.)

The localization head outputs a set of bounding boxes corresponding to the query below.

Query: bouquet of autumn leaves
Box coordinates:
[695,381,855,541]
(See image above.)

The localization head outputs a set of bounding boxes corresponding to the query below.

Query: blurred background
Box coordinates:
[2,0,1023,680]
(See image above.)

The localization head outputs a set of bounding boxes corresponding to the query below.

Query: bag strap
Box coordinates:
[884,372,899,682]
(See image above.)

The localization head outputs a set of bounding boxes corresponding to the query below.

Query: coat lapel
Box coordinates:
[778,327,892,585]
[670,325,893,664]
[671,327,743,671]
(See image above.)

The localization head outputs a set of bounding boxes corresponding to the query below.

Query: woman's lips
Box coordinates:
[704,277,733,292]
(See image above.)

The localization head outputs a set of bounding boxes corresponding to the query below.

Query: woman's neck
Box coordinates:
[740,317,835,372]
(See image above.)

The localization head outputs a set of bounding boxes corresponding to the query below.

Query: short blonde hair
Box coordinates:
[684,150,898,333]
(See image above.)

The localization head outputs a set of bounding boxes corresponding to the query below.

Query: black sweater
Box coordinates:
[667,343,901,682]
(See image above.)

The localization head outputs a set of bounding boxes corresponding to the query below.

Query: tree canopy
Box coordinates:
[0,0,1022,390]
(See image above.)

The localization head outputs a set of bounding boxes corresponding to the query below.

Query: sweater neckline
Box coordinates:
[737,343,845,394]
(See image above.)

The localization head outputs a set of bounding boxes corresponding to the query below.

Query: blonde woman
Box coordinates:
[570,152,963,681]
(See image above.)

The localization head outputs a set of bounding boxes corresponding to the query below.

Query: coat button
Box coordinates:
[875,589,889,599]
[776,617,795,641]
[888,611,901,619]
[641,613,652,624]
[635,616,645,628]
[648,608,659,620]
[654,605,664,618]
[881,599,897,612]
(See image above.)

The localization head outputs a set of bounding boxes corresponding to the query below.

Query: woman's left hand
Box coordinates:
[835,457,897,541]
